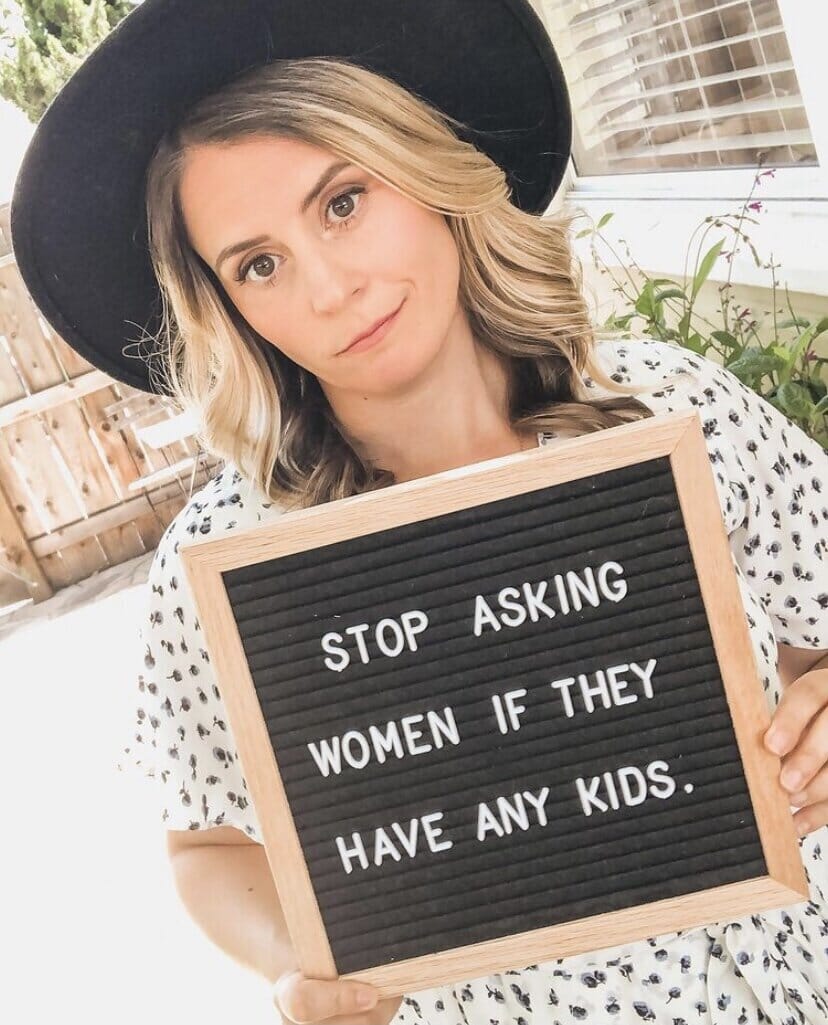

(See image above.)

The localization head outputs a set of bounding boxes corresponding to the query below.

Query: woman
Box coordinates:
[142,55,661,504]
[10,2,828,1023]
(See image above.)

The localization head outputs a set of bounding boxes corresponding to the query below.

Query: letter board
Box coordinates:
[179,409,808,997]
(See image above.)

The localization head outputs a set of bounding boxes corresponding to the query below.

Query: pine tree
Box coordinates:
[0,0,137,122]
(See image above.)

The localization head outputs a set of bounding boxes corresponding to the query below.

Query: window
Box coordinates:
[541,0,817,176]
[533,0,828,294]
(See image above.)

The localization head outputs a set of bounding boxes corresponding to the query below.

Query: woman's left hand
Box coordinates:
[764,666,828,837]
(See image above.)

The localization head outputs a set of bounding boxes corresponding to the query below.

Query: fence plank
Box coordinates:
[0,240,226,598]
[52,394,148,566]
[0,472,53,603]
[0,264,67,391]
[0,369,112,428]
[81,385,168,553]
[29,462,220,557]
[0,271,29,404]
[0,419,106,588]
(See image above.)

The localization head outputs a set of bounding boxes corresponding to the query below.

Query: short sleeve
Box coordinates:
[680,355,827,649]
[121,523,263,837]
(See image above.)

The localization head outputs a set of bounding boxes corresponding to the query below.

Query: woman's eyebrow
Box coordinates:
[214,159,354,273]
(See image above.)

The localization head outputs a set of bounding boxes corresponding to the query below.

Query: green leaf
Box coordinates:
[726,348,781,385]
[778,317,811,330]
[813,316,828,336]
[775,382,814,419]
[653,288,687,303]
[789,325,816,364]
[711,330,738,349]
[685,333,705,354]
[634,280,655,318]
[575,228,593,238]
[691,238,725,299]
[807,378,827,402]
[597,212,615,229]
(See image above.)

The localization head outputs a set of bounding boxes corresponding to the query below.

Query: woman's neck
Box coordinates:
[322,308,532,483]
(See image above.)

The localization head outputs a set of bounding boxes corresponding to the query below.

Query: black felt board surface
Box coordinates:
[221,454,766,974]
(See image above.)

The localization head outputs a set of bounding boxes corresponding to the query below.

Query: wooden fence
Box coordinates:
[0,200,221,611]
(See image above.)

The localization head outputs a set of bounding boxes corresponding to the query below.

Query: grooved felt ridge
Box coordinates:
[223,455,766,973]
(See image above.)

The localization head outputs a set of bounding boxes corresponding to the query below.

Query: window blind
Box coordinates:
[540,0,817,174]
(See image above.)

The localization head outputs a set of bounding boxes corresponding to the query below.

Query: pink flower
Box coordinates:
[748,200,763,212]
[756,169,776,182]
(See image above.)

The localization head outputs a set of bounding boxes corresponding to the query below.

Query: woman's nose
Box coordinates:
[303,245,366,313]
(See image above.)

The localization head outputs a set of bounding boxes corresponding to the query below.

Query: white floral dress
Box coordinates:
[122,337,828,1025]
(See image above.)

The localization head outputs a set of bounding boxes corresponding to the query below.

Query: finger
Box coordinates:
[274,972,379,1024]
[764,672,827,756]
[777,705,828,795]
[785,761,828,808]
[791,798,828,838]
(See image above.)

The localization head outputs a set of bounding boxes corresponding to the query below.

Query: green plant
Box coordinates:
[574,164,828,450]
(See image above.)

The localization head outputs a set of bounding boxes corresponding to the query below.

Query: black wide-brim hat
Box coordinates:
[10,0,572,397]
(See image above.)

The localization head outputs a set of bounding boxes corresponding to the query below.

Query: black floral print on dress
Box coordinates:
[121,337,828,1024]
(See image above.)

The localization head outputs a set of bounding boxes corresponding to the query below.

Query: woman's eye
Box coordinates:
[325,186,365,227]
[236,252,278,286]
[235,186,366,288]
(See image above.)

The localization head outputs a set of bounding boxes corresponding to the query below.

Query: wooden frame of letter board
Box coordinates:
[178,408,808,998]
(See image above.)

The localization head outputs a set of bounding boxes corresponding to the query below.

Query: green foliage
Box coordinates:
[0,0,136,122]
[576,164,828,450]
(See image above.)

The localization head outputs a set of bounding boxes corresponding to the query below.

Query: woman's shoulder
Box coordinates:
[127,459,276,833]
[155,460,284,571]
[587,335,714,398]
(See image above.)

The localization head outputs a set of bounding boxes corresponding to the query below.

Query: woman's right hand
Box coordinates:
[272,970,404,1024]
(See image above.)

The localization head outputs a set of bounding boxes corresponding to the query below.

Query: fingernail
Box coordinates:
[357,989,377,1009]
[797,819,809,836]
[790,791,808,806]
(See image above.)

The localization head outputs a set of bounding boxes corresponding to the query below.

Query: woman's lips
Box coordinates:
[340,300,405,355]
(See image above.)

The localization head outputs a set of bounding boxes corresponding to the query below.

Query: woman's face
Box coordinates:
[178,135,462,396]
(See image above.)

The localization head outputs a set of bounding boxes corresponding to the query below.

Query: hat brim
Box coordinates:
[10,0,572,396]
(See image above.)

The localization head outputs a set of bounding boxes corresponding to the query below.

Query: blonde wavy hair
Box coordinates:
[142,56,666,511]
